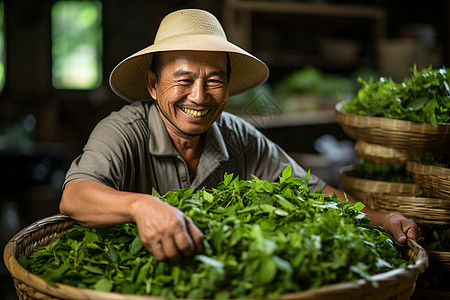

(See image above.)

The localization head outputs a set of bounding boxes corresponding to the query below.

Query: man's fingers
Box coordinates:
[139,232,166,261]
[394,232,407,244]
[172,216,203,257]
[173,227,195,257]
[160,236,182,262]
[404,219,420,240]
[185,217,204,253]
[383,213,420,244]
[151,241,166,261]
[134,199,203,261]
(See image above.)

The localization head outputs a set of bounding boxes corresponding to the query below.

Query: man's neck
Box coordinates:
[170,132,203,156]
[166,124,204,181]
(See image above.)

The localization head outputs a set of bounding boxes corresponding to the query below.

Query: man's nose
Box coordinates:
[187,81,208,104]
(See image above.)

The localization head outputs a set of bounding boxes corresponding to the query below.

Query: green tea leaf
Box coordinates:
[83,265,104,275]
[281,165,292,182]
[195,254,224,269]
[93,278,113,292]
[129,235,143,256]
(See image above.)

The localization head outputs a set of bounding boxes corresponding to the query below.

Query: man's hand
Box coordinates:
[61,179,203,262]
[381,212,420,244]
[323,185,420,244]
[131,195,203,261]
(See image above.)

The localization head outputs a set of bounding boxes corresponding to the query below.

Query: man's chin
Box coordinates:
[181,127,210,137]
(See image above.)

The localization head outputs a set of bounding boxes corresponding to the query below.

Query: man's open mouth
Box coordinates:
[181,107,210,118]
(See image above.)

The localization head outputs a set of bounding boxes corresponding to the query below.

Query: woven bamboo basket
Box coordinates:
[354,140,409,165]
[372,195,450,226]
[339,166,421,209]
[406,161,450,200]
[335,102,450,151]
[4,214,428,300]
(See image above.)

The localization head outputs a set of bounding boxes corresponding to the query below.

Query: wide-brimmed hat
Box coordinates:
[109,8,269,102]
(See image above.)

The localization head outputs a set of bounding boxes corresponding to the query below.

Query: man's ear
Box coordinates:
[145,69,157,100]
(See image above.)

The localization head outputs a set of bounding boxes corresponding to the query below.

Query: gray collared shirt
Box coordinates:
[64,100,326,195]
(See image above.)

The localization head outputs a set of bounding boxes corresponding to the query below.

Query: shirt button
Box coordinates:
[180,176,187,182]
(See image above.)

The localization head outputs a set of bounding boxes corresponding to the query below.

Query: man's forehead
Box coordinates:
[160,50,228,64]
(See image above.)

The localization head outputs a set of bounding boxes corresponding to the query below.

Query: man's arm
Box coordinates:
[323,185,419,244]
[60,178,203,261]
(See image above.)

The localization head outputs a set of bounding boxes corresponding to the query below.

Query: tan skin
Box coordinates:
[60,51,419,262]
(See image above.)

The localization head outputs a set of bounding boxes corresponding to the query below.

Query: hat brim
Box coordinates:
[109,34,269,102]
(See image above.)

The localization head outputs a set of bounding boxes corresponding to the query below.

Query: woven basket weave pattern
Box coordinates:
[406,161,450,200]
[335,103,450,151]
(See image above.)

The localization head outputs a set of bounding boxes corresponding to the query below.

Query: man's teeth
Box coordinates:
[182,108,209,117]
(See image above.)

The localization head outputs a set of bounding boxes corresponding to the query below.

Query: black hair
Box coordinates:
[150,52,163,82]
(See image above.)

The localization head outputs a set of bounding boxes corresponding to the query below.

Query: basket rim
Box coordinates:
[4,215,429,300]
[406,160,450,177]
[354,140,409,161]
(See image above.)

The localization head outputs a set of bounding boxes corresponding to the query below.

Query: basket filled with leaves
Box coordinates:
[339,159,421,209]
[335,66,450,152]
[406,154,450,200]
[4,168,428,300]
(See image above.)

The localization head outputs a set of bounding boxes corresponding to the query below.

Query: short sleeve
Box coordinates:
[64,117,130,190]
[63,102,152,192]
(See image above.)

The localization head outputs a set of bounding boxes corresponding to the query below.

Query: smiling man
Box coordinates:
[60,9,419,262]
[146,51,229,180]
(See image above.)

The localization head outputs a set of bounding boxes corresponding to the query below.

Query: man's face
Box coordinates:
[147,51,229,137]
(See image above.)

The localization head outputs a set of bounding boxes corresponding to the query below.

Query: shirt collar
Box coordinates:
[191,121,230,187]
[148,102,178,156]
[203,121,230,163]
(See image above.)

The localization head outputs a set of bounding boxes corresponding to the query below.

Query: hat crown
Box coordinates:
[154,9,227,43]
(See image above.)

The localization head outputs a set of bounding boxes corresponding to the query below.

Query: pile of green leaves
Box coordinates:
[346,159,413,183]
[420,225,450,252]
[20,167,409,299]
[341,65,450,126]
[415,152,450,168]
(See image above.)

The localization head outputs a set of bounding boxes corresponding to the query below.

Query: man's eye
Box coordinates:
[178,79,193,84]
[208,79,225,85]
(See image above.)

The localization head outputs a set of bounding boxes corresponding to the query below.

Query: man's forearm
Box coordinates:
[60,178,150,227]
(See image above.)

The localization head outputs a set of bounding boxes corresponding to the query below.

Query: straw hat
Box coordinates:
[109,8,269,102]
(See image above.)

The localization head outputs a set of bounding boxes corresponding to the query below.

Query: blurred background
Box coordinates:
[1,0,448,298]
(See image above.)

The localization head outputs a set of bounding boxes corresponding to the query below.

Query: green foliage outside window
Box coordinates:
[0,2,5,92]
[51,0,103,90]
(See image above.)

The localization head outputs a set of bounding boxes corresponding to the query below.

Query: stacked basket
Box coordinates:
[335,101,450,298]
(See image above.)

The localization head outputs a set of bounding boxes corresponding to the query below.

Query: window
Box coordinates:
[51,0,103,90]
[0,1,5,92]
